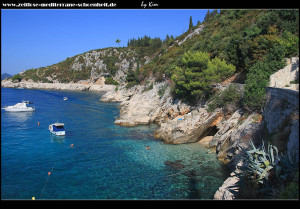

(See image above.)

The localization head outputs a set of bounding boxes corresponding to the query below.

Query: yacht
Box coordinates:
[2,102,35,112]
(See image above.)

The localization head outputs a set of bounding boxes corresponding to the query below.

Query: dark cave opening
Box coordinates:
[206,125,219,137]
[200,125,219,139]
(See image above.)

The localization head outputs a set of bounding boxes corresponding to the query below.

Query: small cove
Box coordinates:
[1,87,228,199]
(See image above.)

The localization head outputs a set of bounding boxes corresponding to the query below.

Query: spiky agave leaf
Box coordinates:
[249,140,256,150]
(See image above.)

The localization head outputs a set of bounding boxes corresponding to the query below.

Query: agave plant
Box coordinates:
[240,140,280,184]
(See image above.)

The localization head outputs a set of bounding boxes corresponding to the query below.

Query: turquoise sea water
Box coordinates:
[1,88,228,200]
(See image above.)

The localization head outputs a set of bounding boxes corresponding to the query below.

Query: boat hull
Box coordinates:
[49,123,65,136]
[50,131,65,136]
[2,107,34,112]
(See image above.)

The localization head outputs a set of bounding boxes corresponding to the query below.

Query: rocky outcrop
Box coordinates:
[177,25,205,46]
[113,84,161,126]
[100,85,139,103]
[72,48,140,84]
[208,110,262,164]
[213,92,299,200]
[154,108,223,144]
[100,82,192,128]
[209,111,262,200]
[213,162,242,200]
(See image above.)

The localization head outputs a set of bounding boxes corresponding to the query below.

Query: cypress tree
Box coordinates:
[204,10,210,22]
[189,16,193,30]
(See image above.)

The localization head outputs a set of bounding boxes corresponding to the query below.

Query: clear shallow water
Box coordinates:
[1,88,228,200]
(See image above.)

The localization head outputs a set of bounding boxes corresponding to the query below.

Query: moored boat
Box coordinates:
[2,102,35,112]
[49,123,66,136]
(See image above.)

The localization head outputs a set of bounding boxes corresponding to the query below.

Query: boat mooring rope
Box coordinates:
[39,162,56,199]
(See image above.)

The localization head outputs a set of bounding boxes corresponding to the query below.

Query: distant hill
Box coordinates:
[1,73,12,80]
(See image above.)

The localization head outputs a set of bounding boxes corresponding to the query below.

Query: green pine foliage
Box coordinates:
[171,51,235,104]
[127,35,163,49]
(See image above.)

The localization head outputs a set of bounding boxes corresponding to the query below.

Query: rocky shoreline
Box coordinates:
[1,79,116,92]
[0,80,267,199]
[99,81,263,199]
[2,78,298,200]
[100,80,299,200]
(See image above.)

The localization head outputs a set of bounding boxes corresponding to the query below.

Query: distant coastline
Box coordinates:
[1,80,115,92]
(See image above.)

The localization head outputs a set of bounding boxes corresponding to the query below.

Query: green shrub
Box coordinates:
[144,82,153,92]
[207,84,242,112]
[126,81,138,89]
[158,84,168,98]
[104,77,119,85]
[279,182,299,199]
[243,44,285,112]
[11,74,23,82]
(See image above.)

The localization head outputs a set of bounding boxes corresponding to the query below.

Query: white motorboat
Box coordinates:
[2,102,35,112]
[49,123,66,136]
[63,97,68,101]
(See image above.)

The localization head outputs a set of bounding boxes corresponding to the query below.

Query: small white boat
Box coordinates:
[63,97,68,101]
[2,102,35,112]
[49,123,66,136]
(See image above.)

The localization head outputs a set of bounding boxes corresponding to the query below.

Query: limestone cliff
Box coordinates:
[100,81,191,128]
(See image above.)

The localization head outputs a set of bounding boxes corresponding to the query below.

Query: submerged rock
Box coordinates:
[164,160,185,170]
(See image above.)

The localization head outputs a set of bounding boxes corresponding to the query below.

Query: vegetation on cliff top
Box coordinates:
[139,9,298,110]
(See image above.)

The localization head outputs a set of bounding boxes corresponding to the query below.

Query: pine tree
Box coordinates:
[204,10,210,22]
[116,39,121,47]
[171,51,235,103]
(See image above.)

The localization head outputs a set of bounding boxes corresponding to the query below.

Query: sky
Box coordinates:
[1,9,210,75]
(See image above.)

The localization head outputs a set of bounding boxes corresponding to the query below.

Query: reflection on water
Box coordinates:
[3,111,34,123]
[50,134,65,143]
